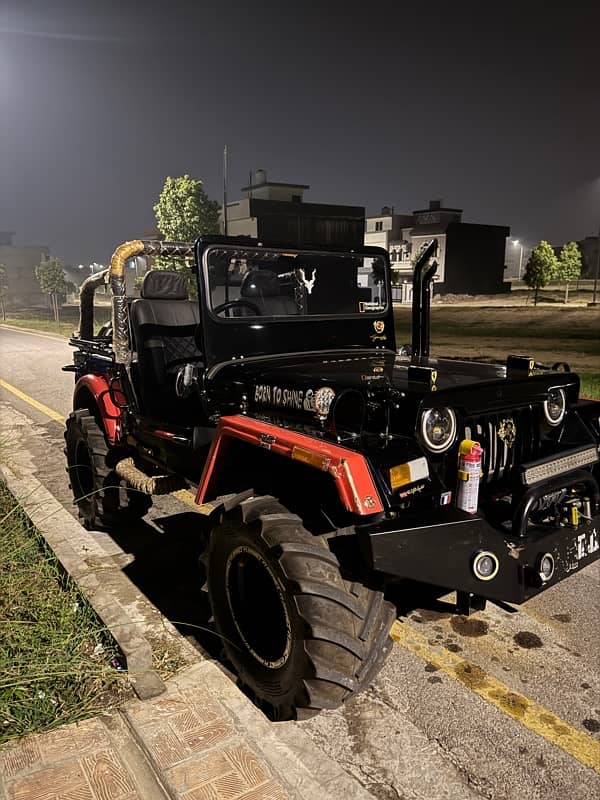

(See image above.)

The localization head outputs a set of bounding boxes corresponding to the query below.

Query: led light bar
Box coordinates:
[521,446,599,486]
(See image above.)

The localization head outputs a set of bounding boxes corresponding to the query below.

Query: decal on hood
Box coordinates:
[254,383,317,412]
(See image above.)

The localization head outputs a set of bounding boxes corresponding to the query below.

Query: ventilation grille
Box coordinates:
[462,407,541,484]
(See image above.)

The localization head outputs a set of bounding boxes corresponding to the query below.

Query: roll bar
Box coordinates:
[77,239,194,364]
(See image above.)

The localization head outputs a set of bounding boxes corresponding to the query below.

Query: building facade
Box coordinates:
[0,231,49,307]
[223,170,365,249]
[365,200,510,297]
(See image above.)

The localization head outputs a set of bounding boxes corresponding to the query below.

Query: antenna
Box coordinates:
[223,145,228,236]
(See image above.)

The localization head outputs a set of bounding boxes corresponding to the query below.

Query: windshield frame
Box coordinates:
[201,242,389,323]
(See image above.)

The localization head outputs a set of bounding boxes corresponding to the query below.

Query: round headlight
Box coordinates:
[543,388,566,426]
[420,407,457,453]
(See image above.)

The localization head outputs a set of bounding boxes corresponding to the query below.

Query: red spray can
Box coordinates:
[456,440,483,514]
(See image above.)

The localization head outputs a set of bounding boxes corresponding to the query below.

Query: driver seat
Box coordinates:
[129,270,203,421]
[240,269,298,316]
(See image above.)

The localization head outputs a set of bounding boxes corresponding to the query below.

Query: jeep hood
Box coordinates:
[209,348,579,417]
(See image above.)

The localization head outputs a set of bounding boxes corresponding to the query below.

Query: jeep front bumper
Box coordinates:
[360,503,600,605]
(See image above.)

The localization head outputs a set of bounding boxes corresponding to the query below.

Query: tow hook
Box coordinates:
[456,591,487,616]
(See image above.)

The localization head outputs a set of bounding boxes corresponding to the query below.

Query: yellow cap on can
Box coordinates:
[459,439,481,456]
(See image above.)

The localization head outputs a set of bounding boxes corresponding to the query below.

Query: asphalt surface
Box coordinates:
[1,324,599,800]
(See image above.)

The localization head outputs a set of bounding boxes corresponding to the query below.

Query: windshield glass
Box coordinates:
[203,245,387,319]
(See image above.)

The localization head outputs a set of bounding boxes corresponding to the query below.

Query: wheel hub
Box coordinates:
[225,545,292,669]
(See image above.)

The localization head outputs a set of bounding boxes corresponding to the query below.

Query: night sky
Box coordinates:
[1,0,599,266]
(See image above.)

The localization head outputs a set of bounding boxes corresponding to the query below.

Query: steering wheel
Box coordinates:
[213,299,262,317]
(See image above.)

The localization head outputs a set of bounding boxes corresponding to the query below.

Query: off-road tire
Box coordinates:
[64,409,152,528]
[202,495,396,720]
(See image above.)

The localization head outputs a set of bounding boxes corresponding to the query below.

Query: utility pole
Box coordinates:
[592,225,600,305]
[512,239,524,279]
[223,145,228,236]
[518,244,523,279]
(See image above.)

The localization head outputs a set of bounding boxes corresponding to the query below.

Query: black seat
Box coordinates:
[241,269,298,316]
[129,270,203,422]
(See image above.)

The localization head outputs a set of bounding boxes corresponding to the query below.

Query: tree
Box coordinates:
[0,263,7,321]
[35,257,70,327]
[153,175,220,276]
[522,240,558,305]
[556,241,581,304]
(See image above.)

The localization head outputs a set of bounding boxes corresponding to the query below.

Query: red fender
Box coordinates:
[73,374,126,445]
[197,415,384,516]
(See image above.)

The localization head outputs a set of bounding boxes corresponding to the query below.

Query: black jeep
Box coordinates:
[64,236,600,720]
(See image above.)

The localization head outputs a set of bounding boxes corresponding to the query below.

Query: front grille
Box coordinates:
[462,407,541,484]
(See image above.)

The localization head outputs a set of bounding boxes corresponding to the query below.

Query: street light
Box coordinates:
[512,239,524,279]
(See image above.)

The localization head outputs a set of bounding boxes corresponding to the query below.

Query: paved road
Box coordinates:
[1,324,599,800]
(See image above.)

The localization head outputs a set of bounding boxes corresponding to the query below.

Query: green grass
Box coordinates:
[580,373,600,400]
[1,317,75,337]
[0,482,129,744]
[1,308,110,339]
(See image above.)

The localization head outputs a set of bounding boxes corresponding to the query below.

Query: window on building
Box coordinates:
[375,221,383,231]
[291,194,301,203]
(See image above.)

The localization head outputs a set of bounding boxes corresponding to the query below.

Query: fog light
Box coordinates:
[472,551,499,581]
[538,553,555,582]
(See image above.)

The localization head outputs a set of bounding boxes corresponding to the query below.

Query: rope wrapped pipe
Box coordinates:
[114,457,187,495]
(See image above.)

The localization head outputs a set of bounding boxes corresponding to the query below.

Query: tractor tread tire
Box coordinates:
[203,495,395,720]
[64,410,152,529]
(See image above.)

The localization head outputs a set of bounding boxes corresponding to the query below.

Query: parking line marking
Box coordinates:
[0,379,65,423]
[390,620,600,773]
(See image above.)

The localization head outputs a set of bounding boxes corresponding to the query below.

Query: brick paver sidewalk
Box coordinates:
[0,658,373,800]
[0,664,292,800]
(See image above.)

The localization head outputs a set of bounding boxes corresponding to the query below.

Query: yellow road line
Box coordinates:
[390,620,600,773]
[0,323,67,342]
[0,378,65,423]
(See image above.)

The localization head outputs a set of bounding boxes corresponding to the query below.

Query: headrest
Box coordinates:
[241,269,280,298]
[141,270,188,300]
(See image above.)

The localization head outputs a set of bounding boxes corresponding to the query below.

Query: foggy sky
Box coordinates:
[1,0,599,267]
